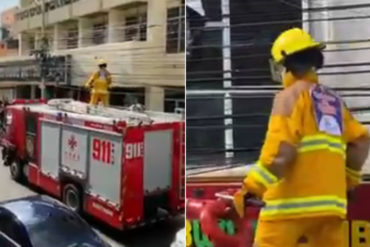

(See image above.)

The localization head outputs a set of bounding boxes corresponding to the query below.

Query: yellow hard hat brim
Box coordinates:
[276,42,325,64]
[308,42,325,51]
[97,59,107,66]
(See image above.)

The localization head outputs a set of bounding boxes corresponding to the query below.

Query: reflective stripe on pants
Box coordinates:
[260,195,347,217]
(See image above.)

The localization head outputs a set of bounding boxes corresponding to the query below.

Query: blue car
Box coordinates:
[0,195,111,247]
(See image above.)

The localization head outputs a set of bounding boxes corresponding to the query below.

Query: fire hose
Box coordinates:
[198,192,264,247]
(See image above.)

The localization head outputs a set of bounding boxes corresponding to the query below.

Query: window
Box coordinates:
[46,31,54,51]
[67,27,78,49]
[92,22,107,45]
[110,87,145,107]
[25,112,37,160]
[28,36,35,51]
[24,211,102,247]
[0,232,21,247]
[202,0,222,21]
[165,89,184,113]
[166,5,185,53]
[125,14,147,41]
[187,28,223,90]
[26,114,37,135]
[7,39,19,50]
[0,217,24,247]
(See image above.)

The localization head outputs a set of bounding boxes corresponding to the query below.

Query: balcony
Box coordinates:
[15,0,102,32]
[102,0,147,9]
[47,2,71,25]
[71,0,102,17]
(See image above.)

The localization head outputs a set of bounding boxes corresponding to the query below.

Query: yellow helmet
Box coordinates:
[271,28,323,63]
[97,59,107,66]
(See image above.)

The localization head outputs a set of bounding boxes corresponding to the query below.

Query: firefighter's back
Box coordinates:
[261,80,351,221]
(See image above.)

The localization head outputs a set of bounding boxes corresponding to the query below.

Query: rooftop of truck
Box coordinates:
[8,99,183,126]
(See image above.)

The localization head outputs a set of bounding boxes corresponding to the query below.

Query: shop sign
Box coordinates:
[16,0,80,21]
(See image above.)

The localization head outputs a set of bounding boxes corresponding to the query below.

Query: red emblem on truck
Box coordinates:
[68,135,77,150]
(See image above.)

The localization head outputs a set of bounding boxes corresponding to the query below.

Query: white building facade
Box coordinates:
[303,0,370,112]
[11,0,185,111]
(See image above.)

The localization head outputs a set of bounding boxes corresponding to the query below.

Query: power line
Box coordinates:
[186,1,370,165]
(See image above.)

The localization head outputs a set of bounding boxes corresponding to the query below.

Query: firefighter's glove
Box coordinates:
[346,167,361,190]
[84,81,93,90]
[233,186,250,218]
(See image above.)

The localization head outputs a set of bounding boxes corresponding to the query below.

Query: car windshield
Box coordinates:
[3,200,104,247]
[26,215,103,247]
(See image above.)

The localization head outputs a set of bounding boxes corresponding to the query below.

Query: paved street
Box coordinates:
[0,163,184,247]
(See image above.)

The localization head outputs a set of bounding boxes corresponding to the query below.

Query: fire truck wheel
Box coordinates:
[10,160,24,182]
[63,184,82,213]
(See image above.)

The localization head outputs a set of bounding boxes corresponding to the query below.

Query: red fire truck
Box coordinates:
[0,99,185,230]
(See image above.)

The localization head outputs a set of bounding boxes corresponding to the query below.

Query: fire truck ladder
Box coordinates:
[48,99,153,125]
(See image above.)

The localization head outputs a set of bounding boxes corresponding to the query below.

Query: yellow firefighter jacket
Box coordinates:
[85,70,112,94]
[242,74,369,221]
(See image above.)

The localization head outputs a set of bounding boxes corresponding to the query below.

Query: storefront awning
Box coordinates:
[0,55,71,85]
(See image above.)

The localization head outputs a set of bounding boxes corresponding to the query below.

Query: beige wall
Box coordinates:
[0,47,18,57]
[15,0,148,32]
[54,42,184,88]
[20,0,34,8]
[17,0,184,88]
[14,0,184,111]
[145,86,164,111]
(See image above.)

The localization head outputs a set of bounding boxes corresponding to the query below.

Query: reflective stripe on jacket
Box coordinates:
[243,79,368,221]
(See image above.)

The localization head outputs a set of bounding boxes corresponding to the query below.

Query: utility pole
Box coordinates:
[221,0,234,161]
[40,0,47,99]
[32,0,47,99]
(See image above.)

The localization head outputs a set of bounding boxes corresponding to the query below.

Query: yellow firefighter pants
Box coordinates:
[89,92,109,106]
[254,216,344,247]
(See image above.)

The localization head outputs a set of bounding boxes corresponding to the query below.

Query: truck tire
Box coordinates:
[10,160,24,182]
[63,184,82,213]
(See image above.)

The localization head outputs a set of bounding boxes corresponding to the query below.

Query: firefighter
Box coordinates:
[232,28,370,247]
[85,59,112,106]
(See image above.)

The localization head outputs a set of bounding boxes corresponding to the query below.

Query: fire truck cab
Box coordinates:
[0,99,184,230]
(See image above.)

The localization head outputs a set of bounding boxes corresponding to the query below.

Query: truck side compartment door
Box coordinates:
[25,113,38,162]
[88,132,123,205]
[40,121,61,179]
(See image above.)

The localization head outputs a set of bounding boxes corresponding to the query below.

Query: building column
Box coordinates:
[108,9,125,43]
[145,86,164,111]
[18,33,25,56]
[30,85,36,99]
[19,33,31,56]
[146,0,167,47]
[54,24,62,50]
[14,86,19,99]
[34,30,41,50]
[78,17,91,48]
